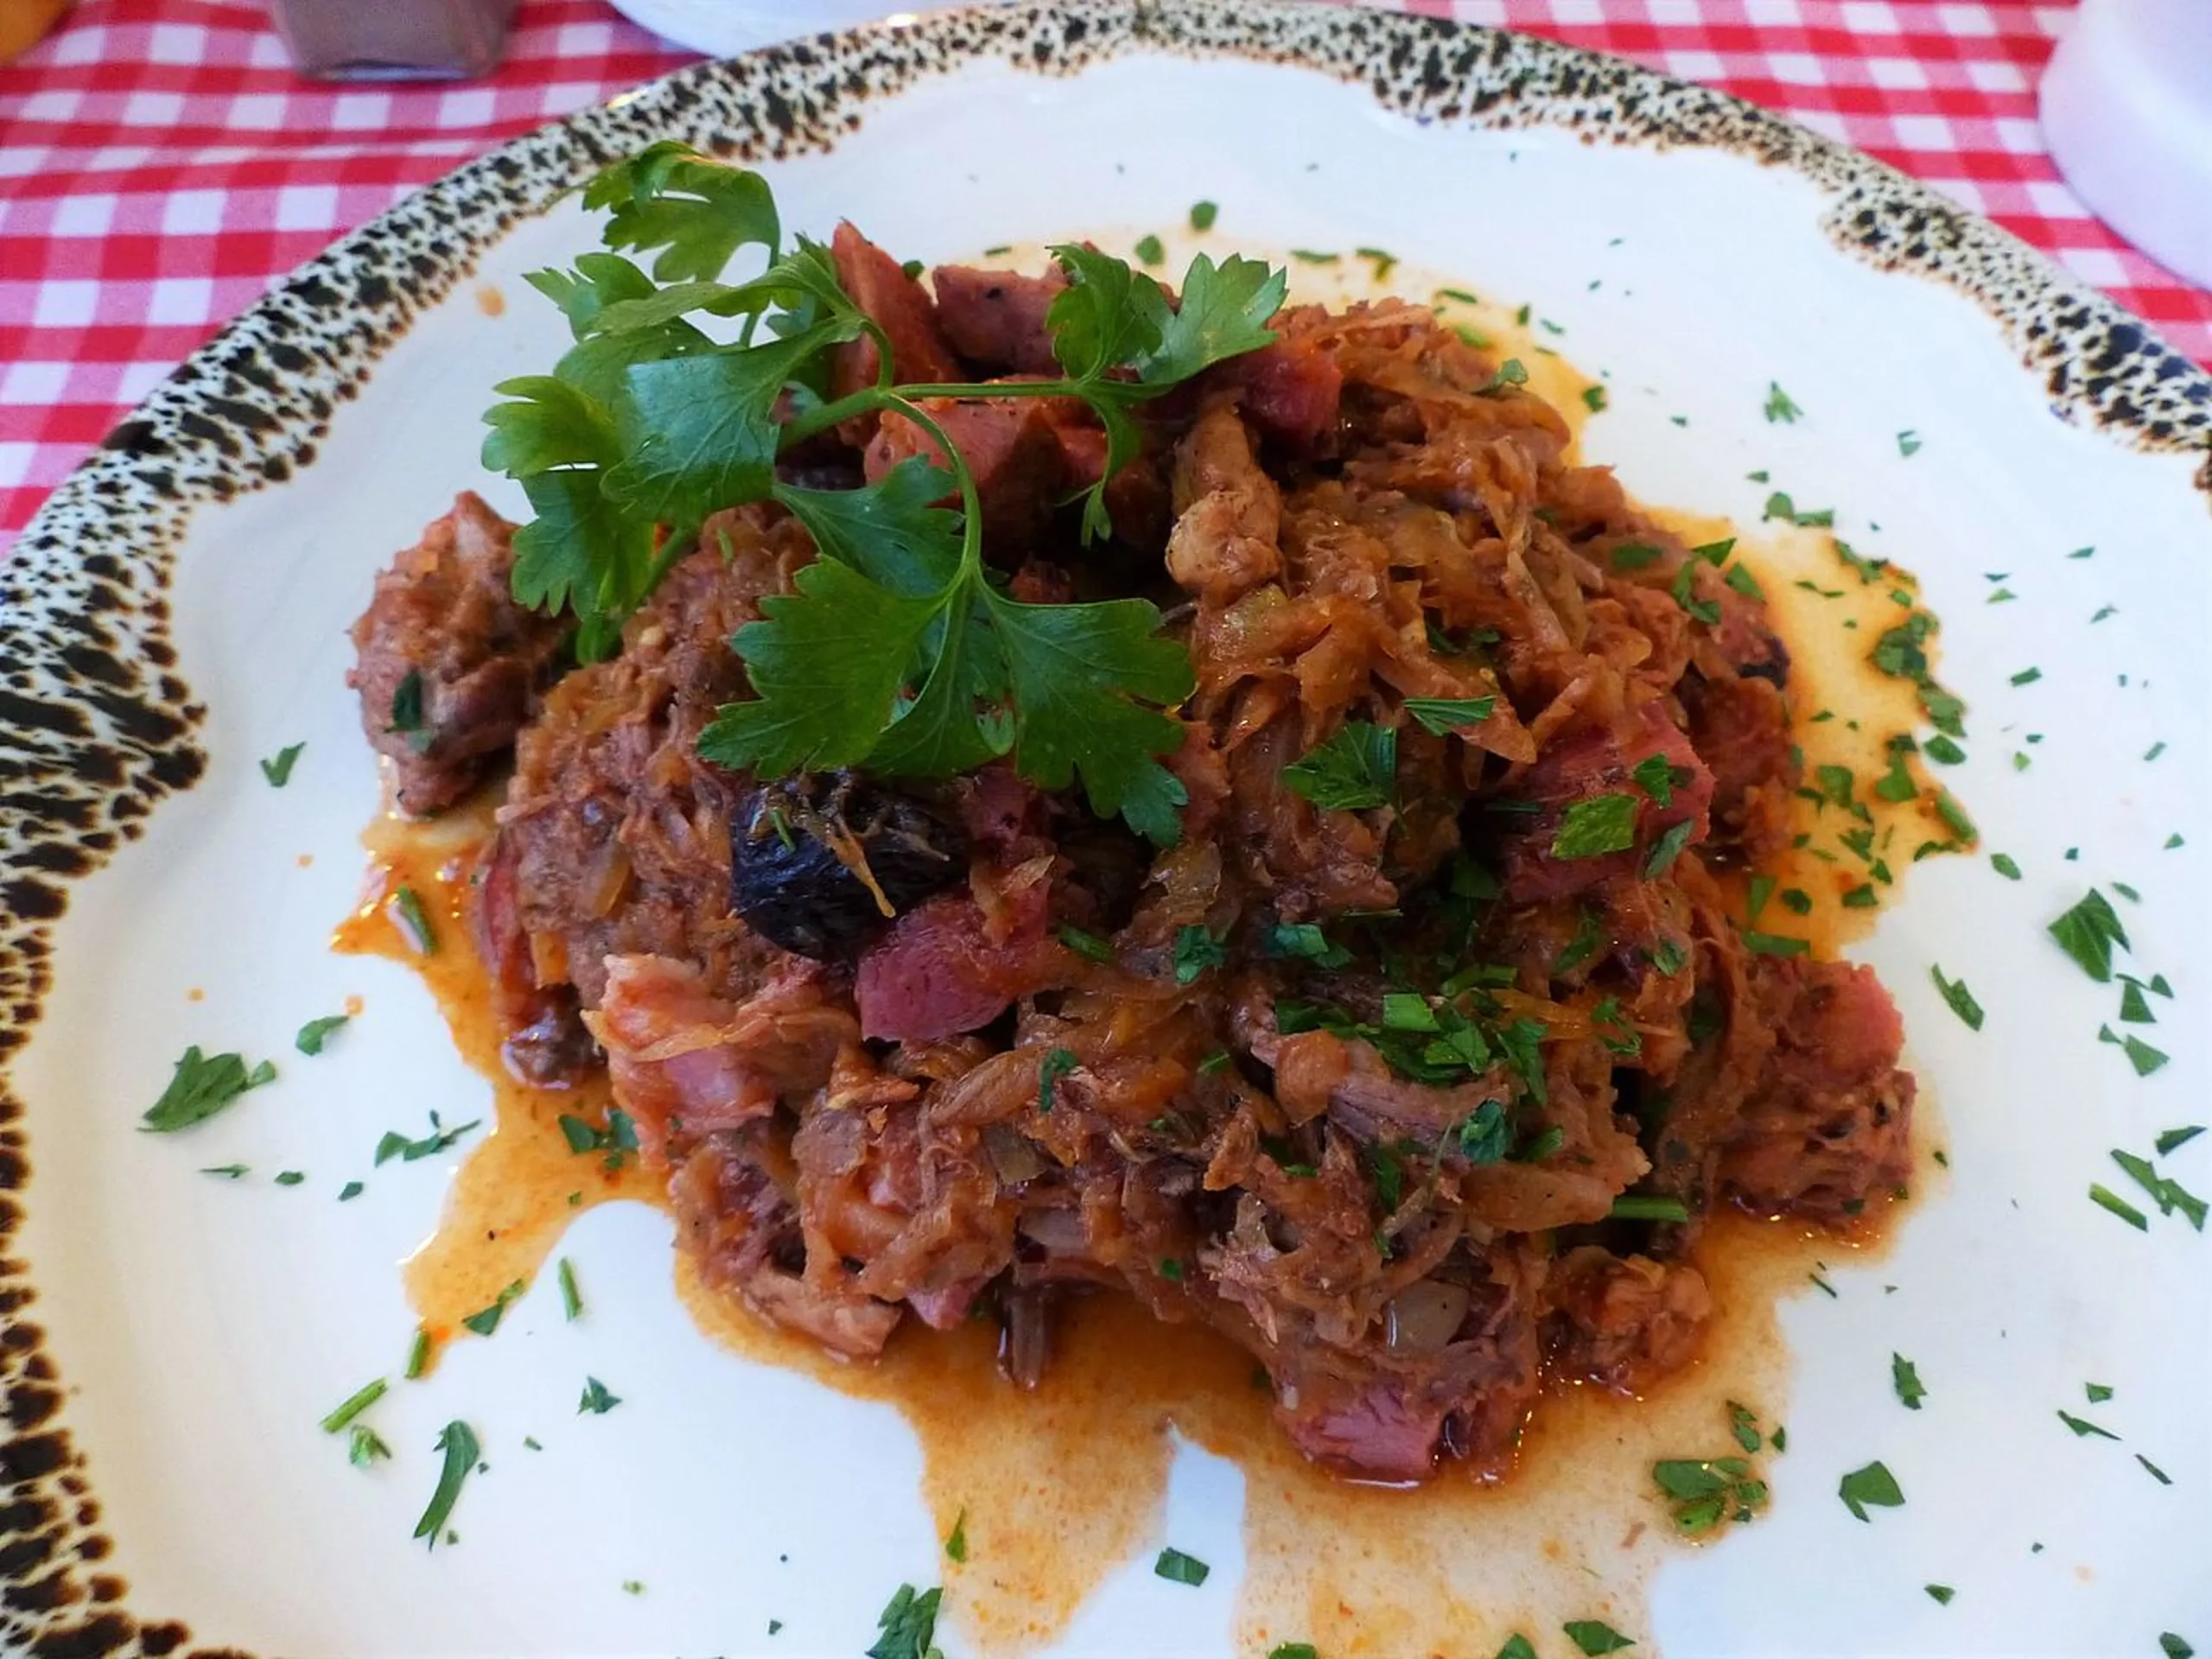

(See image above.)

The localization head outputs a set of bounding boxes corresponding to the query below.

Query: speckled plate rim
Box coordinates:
[3,3,2210,1651]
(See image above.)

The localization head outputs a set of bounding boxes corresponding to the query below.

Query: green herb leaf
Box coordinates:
[1564,1618,1636,1656]
[1743,931,1809,958]
[1728,1402,1761,1454]
[2056,1409,2119,1441]
[390,885,437,955]
[1496,1640,1538,1659]
[866,1584,943,1659]
[1891,1353,1927,1410]
[1173,925,1226,986]
[1133,233,1165,266]
[944,1508,969,1564]
[1283,721,1397,812]
[1925,1585,1954,1605]
[461,1278,526,1338]
[1553,793,1638,860]
[2085,1382,2114,1404]
[1038,1047,1078,1115]
[376,1111,483,1166]
[1154,1547,1211,1586]
[584,140,779,283]
[1991,853,2022,880]
[321,1378,388,1434]
[2155,1126,2205,1156]
[1764,381,1802,423]
[2089,1183,2149,1231]
[1403,696,1497,735]
[2048,889,2129,982]
[1056,925,1113,964]
[1188,200,1217,232]
[412,1421,480,1549]
[1611,1195,1690,1223]
[260,742,304,786]
[1929,965,1983,1031]
[558,1257,583,1322]
[1642,818,1694,879]
[141,1046,276,1133]
[296,1014,350,1056]
[1837,1459,1904,1522]
[1268,1647,1319,1659]
[348,1424,392,1467]
[578,1376,622,1414]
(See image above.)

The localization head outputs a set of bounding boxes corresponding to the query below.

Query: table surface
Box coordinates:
[3,0,2209,552]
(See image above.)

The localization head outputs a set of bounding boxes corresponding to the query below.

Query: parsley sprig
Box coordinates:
[486,145,1289,842]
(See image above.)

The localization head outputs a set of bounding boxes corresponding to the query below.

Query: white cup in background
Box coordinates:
[2041,0,2212,289]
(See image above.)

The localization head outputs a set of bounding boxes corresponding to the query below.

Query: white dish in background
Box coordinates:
[2,4,2208,1656]
[607,0,1014,55]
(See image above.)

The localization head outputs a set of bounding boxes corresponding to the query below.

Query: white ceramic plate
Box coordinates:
[607,0,1014,56]
[4,5,2209,1656]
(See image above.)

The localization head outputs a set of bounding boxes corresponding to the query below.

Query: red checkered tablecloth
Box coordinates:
[3,0,2209,553]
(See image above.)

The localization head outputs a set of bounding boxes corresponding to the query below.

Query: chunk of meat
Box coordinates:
[931,264,1066,375]
[470,830,595,1085]
[1497,700,1716,903]
[1546,1247,1713,1391]
[346,493,567,816]
[827,222,962,406]
[1211,311,1344,452]
[1166,400,1284,605]
[865,397,1067,551]
[1682,671,1799,857]
[586,954,856,1166]
[855,876,1061,1042]
[1722,958,1915,1223]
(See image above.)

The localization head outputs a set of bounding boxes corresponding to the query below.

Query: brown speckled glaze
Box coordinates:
[1,2,2206,1649]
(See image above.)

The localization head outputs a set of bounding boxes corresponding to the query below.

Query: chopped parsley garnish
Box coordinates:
[1188,200,1217,231]
[1991,853,2022,880]
[1357,245,1399,280]
[377,1111,483,1166]
[1454,1100,1512,1165]
[2086,1382,2114,1403]
[259,742,304,786]
[2120,1036,2170,1077]
[1608,543,1662,570]
[1581,385,1607,413]
[348,1425,391,1467]
[2111,1148,2206,1229]
[1268,1647,1319,1659]
[578,1376,621,1414]
[866,1584,942,1659]
[1642,818,1694,878]
[1763,381,1802,423]
[1897,429,1921,455]
[2156,1126,2205,1155]
[1929,966,1983,1031]
[944,1509,969,1563]
[141,1046,276,1133]
[557,1257,582,1322]
[412,1421,480,1549]
[1669,559,1720,626]
[1403,696,1497,734]
[1173,925,1226,986]
[1743,931,1808,958]
[1479,357,1529,395]
[389,885,437,955]
[387,671,429,748]
[2160,1637,2193,1659]
[1925,1585,1954,1605]
[2089,1183,2150,1231]
[275,1170,306,1186]
[1258,921,1349,964]
[2139,1455,2172,1485]
[1891,1353,1927,1410]
[1649,937,1688,976]
[1611,1195,1690,1223]
[1630,753,1680,806]
[296,1014,350,1055]
[1564,1618,1636,1656]
[2049,889,2130,981]
[1132,233,1164,266]
[200,1163,249,1179]
[404,1327,432,1379]
[461,1278,526,1337]
[557,1107,639,1168]
[1153,1547,1210,1586]
[2011,665,2042,685]
[2056,1409,2119,1441]
[2120,982,2156,1024]
[1837,1459,1904,1521]
[1284,721,1396,810]
[1037,1047,1078,1114]
[1553,793,1638,860]
[321,1378,388,1434]
[1728,1402,1762,1454]
[1653,1452,1767,1535]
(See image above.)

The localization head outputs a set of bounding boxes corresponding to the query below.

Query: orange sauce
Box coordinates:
[334,315,1956,1649]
